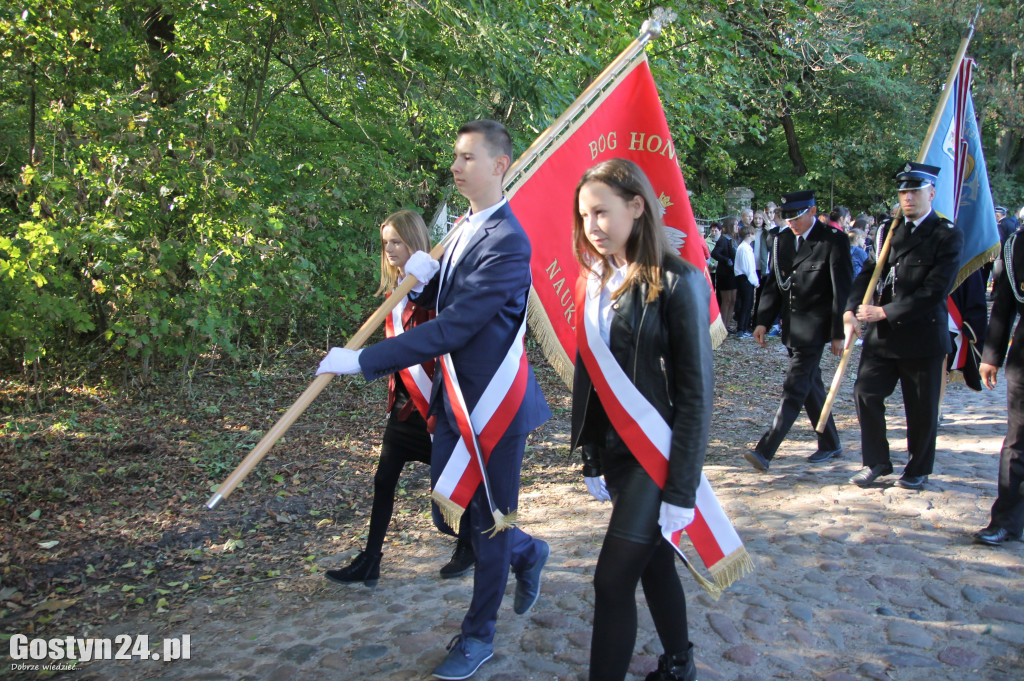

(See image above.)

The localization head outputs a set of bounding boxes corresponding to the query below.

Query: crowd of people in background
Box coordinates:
[703,201,1024,337]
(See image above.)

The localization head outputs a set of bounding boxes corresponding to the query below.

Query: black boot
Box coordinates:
[439,537,475,578]
[644,643,697,681]
[325,550,381,587]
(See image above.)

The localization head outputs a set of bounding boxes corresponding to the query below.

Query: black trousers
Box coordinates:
[755,343,840,458]
[735,278,755,334]
[369,408,470,555]
[853,352,945,476]
[990,349,1024,534]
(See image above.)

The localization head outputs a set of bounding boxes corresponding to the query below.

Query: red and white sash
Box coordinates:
[431,309,530,536]
[575,272,752,597]
[946,295,969,371]
[384,294,433,422]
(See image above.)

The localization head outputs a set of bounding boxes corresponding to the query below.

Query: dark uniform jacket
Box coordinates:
[570,255,713,509]
[756,223,853,348]
[982,232,1024,368]
[846,210,963,358]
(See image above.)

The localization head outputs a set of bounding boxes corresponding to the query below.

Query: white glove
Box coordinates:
[404,250,439,283]
[317,347,363,375]
[658,502,695,534]
[584,476,611,502]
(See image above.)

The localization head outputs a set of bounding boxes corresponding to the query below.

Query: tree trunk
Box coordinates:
[28,62,37,165]
[780,112,807,177]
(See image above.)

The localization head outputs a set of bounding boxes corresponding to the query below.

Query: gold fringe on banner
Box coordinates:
[527,287,575,388]
[708,316,727,350]
[953,243,998,291]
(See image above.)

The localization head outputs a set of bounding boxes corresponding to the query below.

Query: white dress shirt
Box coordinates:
[734,239,759,286]
[598,262,629,346]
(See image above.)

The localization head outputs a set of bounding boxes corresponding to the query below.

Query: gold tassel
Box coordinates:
[683,559,723,600]
[485,509,518,538]
[709,548,755,592]
[431,491,467,535]
[709,316,728,350]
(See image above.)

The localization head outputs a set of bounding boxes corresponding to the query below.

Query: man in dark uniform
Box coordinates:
[974,229,1024,546]
[845,162,964,489]
[744,190,853,472]
[988,206,1017,296]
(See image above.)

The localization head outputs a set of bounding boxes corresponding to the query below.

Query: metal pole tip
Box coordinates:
[206,492,223,510]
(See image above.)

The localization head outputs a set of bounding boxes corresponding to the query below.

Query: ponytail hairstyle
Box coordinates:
[572,158,676,303]
[376,209,430,295]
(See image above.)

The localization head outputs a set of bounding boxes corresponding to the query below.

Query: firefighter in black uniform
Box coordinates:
[975,230,1024,545]
[744,191,853,472]
[845,162,964,489]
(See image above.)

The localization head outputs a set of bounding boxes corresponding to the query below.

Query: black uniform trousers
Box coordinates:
[990,346,1024,535]
[755,343,840,459]
[853,351,945,477]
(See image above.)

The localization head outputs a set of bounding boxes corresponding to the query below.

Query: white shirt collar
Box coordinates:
[905,210,931,231]
[444,198,507,278]
[465,198,507,233]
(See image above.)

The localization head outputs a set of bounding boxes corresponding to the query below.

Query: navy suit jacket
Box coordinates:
[360,202,550,443]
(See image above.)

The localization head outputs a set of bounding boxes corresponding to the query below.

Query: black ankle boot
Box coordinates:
[644,643,697,681]
[325,550,381,586]
[439,538,475,578]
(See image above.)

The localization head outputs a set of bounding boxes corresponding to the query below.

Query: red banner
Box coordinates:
[508,56,722,380]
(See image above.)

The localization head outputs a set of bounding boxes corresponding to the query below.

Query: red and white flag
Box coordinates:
[505,53,744,594]
[508,55,724,384]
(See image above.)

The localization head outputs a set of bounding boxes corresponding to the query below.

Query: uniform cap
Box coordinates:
[894,162,940,190]
[779,190,815,220]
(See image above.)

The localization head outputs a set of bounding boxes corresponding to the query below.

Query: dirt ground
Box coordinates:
[2,334,1021,680]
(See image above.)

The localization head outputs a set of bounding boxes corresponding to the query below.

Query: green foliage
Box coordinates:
[1,0,1021,378]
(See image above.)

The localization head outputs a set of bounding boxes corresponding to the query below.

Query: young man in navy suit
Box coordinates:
[318,119,551,680]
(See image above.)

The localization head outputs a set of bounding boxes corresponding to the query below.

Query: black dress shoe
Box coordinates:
[973,526,1023,546]
[325,550,381,586]
[849,463,893,487]
[644,643,697,681]
[807,447,842,463]
[743,449,770,472]
[896,474,928,490]
[439,538,475,579]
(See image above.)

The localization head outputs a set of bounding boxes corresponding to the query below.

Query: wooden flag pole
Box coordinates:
[815,9,980,433]
[205,229,459,510]
[206,9,678,509]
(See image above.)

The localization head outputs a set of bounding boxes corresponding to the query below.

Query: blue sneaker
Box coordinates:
[766,324,781,337]
[513,539,549,615]
[432,635,494,680]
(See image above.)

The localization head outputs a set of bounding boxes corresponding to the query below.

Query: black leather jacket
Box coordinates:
[570,255,714,508]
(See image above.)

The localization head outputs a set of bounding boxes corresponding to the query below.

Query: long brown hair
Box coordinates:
[572,158,675,303]
[377,210,430,295]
